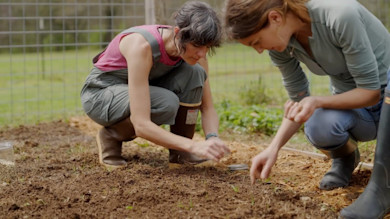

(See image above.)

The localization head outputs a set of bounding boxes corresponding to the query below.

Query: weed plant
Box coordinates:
[239,76,270,106]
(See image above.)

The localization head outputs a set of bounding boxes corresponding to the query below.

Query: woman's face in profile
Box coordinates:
[181,43,209,65]
[238,11,292,54]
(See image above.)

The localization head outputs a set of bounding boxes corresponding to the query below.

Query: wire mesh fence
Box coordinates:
[0,0,389,127]
[0,0,146,126]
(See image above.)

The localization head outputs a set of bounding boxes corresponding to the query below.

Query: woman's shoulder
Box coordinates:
[308,0,360,11]
[120,25,162,47]
[308,0,364,34]
[308,0,361,22]
[119,33,151,53]
[127,25,171,33]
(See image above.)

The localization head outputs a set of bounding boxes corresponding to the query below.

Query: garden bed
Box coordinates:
[0,116,380,218]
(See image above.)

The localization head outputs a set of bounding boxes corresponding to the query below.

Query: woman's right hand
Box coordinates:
[250,145,279,184]
[190,137,230,161]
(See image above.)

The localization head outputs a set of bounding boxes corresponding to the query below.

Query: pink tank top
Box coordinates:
[94,25,181,71]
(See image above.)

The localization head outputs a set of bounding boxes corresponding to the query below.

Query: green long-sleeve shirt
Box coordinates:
[269,0,390,101]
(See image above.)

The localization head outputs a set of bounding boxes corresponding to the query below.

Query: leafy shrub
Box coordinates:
[216,100,283,136]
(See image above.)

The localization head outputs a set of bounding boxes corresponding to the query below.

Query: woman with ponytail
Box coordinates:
[224,0,390,218]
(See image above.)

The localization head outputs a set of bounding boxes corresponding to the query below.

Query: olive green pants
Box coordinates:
[80,63,207,127]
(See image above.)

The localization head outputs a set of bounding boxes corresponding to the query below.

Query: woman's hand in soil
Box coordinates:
[250,146,278,184]
[192,138,230,161]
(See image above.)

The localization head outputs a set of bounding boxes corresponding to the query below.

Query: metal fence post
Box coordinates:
[145,0,155,25]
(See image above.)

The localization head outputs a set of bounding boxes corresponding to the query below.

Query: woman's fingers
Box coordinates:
[295,106,309,123]
[213,138,231,155]
[286,102,299,120]
[260,161,272,179]
[286,101,310,123]
[284,100,295,117]
[250,162,263,184]
[200,139,231,161]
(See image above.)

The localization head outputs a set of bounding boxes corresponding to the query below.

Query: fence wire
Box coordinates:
[0,0,145,126]
[0,0,389,127]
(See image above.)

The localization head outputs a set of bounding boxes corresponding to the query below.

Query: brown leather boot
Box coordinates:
[96,118,136,169]
[169,104,207,164]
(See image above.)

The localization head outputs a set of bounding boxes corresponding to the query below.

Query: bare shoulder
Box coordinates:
[119,33,151,57]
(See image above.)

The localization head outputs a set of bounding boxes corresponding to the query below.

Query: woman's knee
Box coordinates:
[172,63,207,103]
[304,109,351,148]
[150,89,180,125]
[161,96,180,118]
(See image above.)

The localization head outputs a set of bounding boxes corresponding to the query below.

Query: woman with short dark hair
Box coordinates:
[81,1,230,169]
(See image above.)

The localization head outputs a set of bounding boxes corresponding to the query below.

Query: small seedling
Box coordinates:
[135,141,149,148]
[188,199,193,210]
[72,165,79,173]
[36,199,46,205]
[126,206,133,210]
[260,177,272,184]
[177,201,184,209]
[231,185,239,193]
[63,197,70,203]
[177,200,193,210]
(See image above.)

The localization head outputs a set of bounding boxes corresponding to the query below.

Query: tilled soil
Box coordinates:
[0,116,382,218]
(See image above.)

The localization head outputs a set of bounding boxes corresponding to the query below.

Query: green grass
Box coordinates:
[0,48,97,125]
[0,43,330,127]
[208,43,331,105]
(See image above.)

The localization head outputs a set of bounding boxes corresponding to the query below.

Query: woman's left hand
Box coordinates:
[285,96,319,123]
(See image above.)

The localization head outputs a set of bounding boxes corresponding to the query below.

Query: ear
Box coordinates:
[268,10,283,25]
[174,26,180,34]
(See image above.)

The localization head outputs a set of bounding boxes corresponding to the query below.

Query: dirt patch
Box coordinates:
[0,116,384,218]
